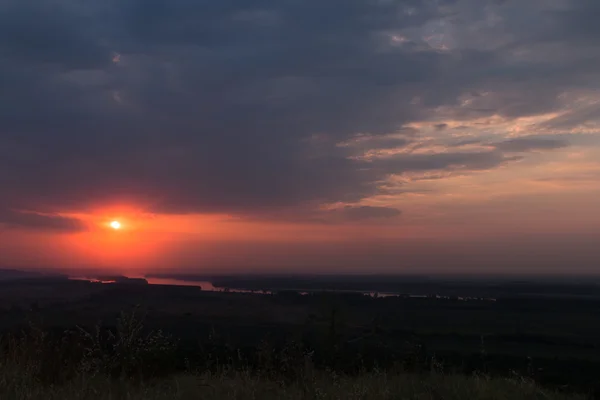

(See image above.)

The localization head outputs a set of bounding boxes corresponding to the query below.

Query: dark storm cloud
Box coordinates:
[0,209,86,232]
[0,0,112,69]
[0,0,597,217]
[544,1,600,44]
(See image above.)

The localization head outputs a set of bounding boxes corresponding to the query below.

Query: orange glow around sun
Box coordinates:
[20,204,396,273]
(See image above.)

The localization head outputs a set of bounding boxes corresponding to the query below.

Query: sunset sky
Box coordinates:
[1,0,599,275]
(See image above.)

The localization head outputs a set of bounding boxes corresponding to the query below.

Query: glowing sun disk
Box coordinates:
[110,221,121,230]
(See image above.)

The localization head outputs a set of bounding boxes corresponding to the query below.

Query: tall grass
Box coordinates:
[0,309,588,400]
[0,370,587,400]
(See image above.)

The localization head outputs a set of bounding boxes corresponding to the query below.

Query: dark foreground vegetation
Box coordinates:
[0,276,599,399]
[0,309,586,400]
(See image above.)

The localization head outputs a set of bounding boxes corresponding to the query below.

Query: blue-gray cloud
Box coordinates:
[0,0,597,217]
[0,210,87,232]
[493,137,569,153]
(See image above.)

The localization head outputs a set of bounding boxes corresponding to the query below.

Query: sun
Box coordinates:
[110,220,121,230]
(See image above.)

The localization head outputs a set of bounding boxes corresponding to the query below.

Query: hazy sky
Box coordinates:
[1,0,599,275]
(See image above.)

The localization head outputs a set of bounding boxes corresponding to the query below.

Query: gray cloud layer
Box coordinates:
[0,210,86,232]
[0,0,597,219]
[339,206,402,221]
[494,137,569,153]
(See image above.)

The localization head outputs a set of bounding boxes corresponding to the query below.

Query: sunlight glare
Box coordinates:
[110,220,121,230]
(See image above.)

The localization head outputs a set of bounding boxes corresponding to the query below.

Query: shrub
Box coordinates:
[78,307,177,379]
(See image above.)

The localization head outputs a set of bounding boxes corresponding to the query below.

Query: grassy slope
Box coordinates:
[0,307,590,399]
[1,372,586,400]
